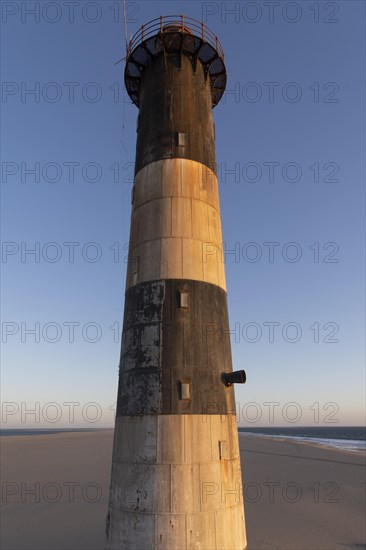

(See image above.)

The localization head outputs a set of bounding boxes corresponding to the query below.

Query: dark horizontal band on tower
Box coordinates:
[134,53,217,176]
[116,278,236,416]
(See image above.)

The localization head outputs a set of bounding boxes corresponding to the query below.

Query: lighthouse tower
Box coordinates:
[106,16,247,550]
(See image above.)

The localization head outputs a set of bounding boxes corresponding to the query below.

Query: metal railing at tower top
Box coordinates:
[126,15,225,61]
[124,14,227,108]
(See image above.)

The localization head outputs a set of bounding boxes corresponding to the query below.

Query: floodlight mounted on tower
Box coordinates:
[124,15,227,108]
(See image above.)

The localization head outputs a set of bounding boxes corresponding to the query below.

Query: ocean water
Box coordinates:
[238,426,366,452]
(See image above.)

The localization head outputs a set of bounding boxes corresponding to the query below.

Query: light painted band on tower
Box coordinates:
[108,413,247,550]
[126,158,226,291]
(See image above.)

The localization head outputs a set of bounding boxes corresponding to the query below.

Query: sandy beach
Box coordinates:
[1,429,365,550]
[239,434,365,550]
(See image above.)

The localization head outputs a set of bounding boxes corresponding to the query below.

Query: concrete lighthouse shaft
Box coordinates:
[106,16,247,550]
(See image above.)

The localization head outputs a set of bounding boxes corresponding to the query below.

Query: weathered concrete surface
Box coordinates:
[117,279,236,416]
[107,22,246,550]
[135,53,216,175]
[126,159,226,291]
[107,415,246,550]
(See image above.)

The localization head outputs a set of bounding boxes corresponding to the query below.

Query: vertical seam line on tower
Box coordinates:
[209,414,213,462]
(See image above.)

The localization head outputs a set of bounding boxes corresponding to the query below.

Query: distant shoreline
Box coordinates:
[0,428,113,437]
[2,426,365,452]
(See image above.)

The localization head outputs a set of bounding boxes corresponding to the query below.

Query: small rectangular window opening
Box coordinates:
[219,440,228,460]
[177,132,186,147]
[179,290,189,308]
[179,380,191,400]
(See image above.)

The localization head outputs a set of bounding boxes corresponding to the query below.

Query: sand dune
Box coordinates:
[1,430,365,549]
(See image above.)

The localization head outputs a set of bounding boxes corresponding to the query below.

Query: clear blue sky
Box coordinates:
[1,1,365,428]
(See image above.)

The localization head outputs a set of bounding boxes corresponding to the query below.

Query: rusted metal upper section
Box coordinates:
[124,15,227,108]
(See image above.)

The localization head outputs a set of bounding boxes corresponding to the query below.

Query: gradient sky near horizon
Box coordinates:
[1,0,365,428]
